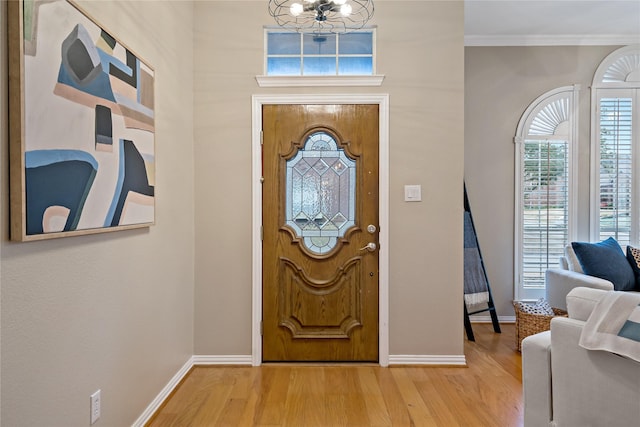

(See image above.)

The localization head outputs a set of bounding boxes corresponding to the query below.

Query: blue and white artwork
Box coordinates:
[10,0,155,240]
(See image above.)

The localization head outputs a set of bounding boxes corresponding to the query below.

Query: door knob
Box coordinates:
[359,242,377,252]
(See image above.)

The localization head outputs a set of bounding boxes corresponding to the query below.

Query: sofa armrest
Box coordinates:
[545,269,613,311]
[565,287,609,321]
[550,317,640,427]
[522,331,552,427]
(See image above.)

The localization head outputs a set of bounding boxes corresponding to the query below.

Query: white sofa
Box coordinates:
[522,287,640,427]
[545,267,613,311]
[544,242,639,310]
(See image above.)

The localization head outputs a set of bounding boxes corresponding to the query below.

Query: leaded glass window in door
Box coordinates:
[285,131,356,255]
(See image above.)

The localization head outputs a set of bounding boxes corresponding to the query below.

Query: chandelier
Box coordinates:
[268,0,374,34]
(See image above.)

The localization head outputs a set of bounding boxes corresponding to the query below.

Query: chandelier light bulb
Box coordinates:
[333,0,347,5]
[340,3,352,16]
[290,2,303,16]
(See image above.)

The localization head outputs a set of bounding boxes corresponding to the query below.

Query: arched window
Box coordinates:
[591,45,640,247]
[514,86,579,301]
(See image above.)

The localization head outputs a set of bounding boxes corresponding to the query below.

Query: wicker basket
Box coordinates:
[513,303,567,351]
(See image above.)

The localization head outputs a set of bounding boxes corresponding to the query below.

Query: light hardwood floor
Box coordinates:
[147,323,523,426]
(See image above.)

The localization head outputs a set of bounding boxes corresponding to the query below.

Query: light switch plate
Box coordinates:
[404,185,422,202]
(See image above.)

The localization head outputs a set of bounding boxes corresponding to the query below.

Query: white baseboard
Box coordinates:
[131,356,194,427]
[389,354,467,366]
[470,315,516,323]
[192,355,253,365]
[193,354,467,366]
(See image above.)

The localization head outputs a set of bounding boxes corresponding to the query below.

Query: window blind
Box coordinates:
[522,140,569,288]
[598,97,633,246]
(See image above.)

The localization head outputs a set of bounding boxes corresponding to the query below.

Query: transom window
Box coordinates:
[265,29,375,76]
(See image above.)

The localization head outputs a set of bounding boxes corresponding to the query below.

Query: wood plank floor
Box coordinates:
[147,323,523,426]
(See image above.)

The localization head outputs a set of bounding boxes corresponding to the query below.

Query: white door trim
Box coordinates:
[251,94,390,366]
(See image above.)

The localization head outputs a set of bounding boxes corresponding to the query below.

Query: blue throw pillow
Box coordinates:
[572,237,636,291]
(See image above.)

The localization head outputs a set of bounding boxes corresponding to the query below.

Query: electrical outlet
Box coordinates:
[90,390,101,425]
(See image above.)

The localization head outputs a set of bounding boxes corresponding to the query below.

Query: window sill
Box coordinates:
[255,75,385,88]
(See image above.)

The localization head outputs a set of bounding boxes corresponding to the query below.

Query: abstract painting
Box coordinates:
[8,0,155,241]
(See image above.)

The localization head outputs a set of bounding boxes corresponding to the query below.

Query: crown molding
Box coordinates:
[465,34,640,47]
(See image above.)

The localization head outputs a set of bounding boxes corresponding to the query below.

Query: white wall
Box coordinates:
[464,45,622,317]
[193,1,465,357]
[0,1,195,425]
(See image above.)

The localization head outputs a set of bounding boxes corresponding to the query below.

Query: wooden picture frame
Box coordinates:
[8,0,155,242]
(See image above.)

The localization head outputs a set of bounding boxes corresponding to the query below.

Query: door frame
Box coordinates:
[251,94,390,366]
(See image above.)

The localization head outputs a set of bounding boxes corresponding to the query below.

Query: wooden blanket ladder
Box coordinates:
[464,184,501,341]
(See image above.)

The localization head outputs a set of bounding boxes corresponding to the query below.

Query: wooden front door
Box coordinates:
[262,104,379,362]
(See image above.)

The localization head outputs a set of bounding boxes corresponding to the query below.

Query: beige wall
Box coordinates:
[193,1,465,357]
[464,45,621,317]
[0,1,195,425]
[1,0,466,423]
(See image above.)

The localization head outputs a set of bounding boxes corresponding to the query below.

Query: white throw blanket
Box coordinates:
[579,291,640,363]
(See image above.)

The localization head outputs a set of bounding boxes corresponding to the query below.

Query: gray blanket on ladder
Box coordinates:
[464,211,489,307]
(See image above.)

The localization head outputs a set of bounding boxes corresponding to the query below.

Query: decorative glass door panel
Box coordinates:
[285,130,356,255]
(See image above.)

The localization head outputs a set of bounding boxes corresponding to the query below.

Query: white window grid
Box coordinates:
[264,28,376,76]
